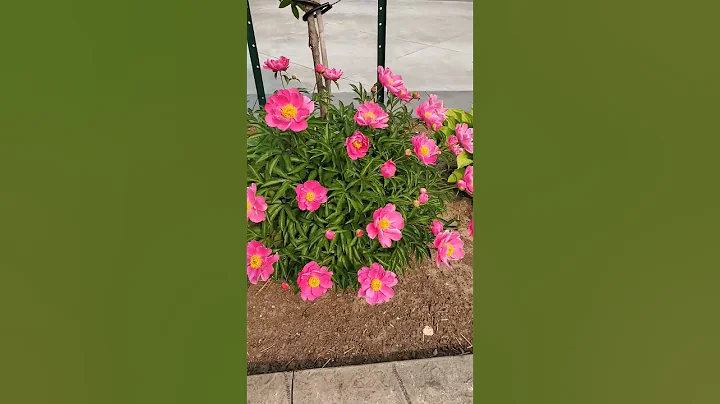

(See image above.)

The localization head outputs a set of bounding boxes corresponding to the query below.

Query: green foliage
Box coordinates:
[278,0,302,20]
[247,87,457,291]
[440,107,474,192]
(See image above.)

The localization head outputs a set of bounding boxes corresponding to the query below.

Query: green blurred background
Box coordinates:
[475,1,720,403]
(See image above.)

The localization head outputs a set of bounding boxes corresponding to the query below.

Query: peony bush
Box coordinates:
[439,106,474,197]
[247,60,474,303]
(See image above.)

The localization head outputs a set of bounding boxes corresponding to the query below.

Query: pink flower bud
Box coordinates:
[325,229,335,240]
[315,64,325,73]
[281,283,290,290]
[430,220,444,236]
[457,179,466,191]
[371,85,377,93]
[419,188,427,194]
[418,193,429,204]
[380,160,396,178]
[405,149,412,156]
[356,229,364,237]
[413,200,420,207]
[412,91,420,99]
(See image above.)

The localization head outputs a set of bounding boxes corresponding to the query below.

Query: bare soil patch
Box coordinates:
[247,197,473,375]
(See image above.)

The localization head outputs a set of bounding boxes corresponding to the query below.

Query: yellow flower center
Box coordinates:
[280,104,298,119]
[370,278,382,291]
[247,200,252,212]
[308,276,320,288]
[363,111,376,120]
[420,145,430,156]
[388,78,394,84]
[379,218,391,230]
[425,112,431,118]
[446,243,454,257]
[400,90,406,95]
[249,255,262,269]
[305,192,316,202]
[352,140,362,149]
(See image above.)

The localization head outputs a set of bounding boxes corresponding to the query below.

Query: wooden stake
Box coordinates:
[316,11,330,95]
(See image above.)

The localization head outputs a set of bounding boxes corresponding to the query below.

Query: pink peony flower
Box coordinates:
[247,241,279,284]
[297,261,333,301]
[322,68,343,81]
[264,88,314,132]
[354,101,389,129]
[325,229,335,240]
[380,160,396,178]
[377,66,404,94]
[357,263,398,305]
[455,123,473,154]
[460,165,473,194]
[262,56,290,72]
[366,204,405,248]
[433,230,465,268]
[295,180,328,211]
[447,135,464,156]
[469,217,474,238]
[281,282,290,290]
[356,229,364,237]
[247,183,268,223]
[412,134,441,165]
[415,94,448,131]
[345,131,370,160]
[394,85,413,102]
[315,64,325,73]
[418,192,429,204]
[431,220,444,236]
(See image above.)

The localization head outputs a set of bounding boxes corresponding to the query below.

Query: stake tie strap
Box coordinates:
[293,0,343,22]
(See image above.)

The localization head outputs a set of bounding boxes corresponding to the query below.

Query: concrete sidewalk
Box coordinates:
[247,354,473,404]
[247,0,473,110]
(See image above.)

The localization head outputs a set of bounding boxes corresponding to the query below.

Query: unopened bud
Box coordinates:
[412,91,420,99]
[291,75,297,80]
[371,85,377,93]
[413,200,420,207]
[405,149,412,156]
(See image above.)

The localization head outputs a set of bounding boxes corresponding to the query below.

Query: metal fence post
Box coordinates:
[376,0,387,103]
[247,0,266,106]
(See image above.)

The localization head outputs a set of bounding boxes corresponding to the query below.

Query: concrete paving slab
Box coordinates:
[247,0,473,95]
[394,355,474,404]
[292,361,409,404]
[383,46,472,92]
[246,371,292,404]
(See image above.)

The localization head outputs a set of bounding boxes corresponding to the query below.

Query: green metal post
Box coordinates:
[247,1,266,106]
[377,0,387,103]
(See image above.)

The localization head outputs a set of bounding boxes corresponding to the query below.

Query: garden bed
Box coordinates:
[247,196,473,375]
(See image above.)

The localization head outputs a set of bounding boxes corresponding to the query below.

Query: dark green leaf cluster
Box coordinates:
[247,88,458,291]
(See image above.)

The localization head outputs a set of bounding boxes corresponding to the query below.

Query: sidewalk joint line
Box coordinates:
[392,363,413,404]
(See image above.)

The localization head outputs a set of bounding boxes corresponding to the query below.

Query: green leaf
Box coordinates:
[456,151,473,168]
[448,167,465,183]
[279,0,292,8]
[291,4,300,19]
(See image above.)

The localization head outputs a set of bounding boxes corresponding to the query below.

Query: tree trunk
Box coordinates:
[305,13,327,118]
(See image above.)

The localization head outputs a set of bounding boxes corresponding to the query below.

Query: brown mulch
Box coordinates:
[247,197,474,375]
